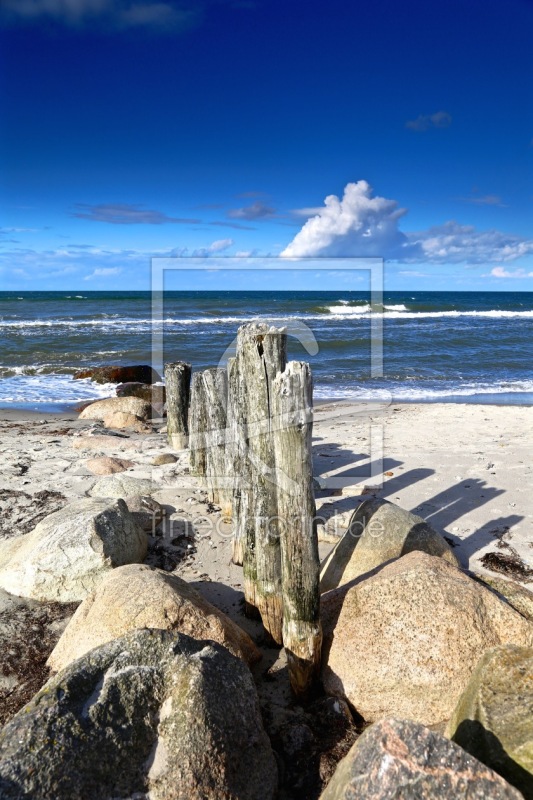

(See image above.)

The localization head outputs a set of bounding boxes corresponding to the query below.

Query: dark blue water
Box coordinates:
[1,290,532,408]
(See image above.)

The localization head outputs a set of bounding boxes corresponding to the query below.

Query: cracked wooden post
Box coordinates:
[165,361,191,450]
[201,367,228,506]
[188,371,207,479]
[225,356,249,560]
[272,361,322,697]
[239,322,287,644]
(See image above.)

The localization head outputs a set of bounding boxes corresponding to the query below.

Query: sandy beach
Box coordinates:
[1,400,531,585]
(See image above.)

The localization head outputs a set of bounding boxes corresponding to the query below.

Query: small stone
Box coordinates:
[85,456,135,475]
[151,453,178,466]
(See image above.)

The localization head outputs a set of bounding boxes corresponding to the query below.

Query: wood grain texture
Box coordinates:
[164,362,191,450]
[272,360,321,697]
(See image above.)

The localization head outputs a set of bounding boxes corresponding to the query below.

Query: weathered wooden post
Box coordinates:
[165,361,191,450]
[239,322,287,644]
[188,371,207,478]
[225,356,249,557]
[272,361,321,697]
[201,368,228,505]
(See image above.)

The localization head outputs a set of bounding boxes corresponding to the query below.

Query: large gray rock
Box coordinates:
[445,644,533,798]
[320,717,522,799]
[0,629,278,800]
[48,563,261,672]
[320,498,459,592]
[88,474,155,499]
[0,498,147,602]
[74,365,161,384]
[79,396,151,421]
[321,551,533,726]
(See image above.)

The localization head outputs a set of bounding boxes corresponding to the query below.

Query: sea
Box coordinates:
[1,290,532,411]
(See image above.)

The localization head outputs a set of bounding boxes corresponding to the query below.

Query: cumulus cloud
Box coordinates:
[488,266,533,278]
[72,203,200,225]
[281,181,533,265]
[0,0,201,31]
[281,181,410,259]
[228,201,276,220]
[405,110,452,132]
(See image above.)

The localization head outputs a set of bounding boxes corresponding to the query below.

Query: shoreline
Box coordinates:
[2,392,533,422]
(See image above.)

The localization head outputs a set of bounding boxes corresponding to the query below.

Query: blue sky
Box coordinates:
[0,0,532,291]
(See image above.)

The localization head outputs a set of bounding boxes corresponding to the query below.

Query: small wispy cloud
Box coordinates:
[406,110,452,132]
[488,266,533,279]
[459,194,507,207]
[72,203,200,225]
[1,227,34,233]
[84,267,123,280]
[291,207,327,218]
[207,238,233,253]
[210,220,256,231]
[0,0,202,33]
[398,270,429,278]
[227,201,276,220]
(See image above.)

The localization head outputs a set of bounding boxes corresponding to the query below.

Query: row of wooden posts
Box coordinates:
[164,322,322,698]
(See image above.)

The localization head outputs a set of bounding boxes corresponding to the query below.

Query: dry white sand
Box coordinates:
[1,401,531,588]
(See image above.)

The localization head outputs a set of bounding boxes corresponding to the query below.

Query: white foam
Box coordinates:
[0,308,533,335]
[314,380,533,401]
[0,375,114,405]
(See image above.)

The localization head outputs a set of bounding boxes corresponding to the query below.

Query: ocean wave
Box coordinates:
[2,371,532,406]
[1,308,533,333]
[314,380,533,400]
[0,374,114,404]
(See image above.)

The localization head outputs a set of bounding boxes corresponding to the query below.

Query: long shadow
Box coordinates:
[386,477,526,567]
[316,467,435,524]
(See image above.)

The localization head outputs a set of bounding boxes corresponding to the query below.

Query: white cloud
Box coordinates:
[413,221,533,264]
[281,182,533,265]
[207,238,234,253]
[406,111,452,132]
[0,0,201,32]
[281,181,409,259]
[290,206,327,218]
[461,194,506,207]
[488,266,533,279]
[84,267,122,279]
